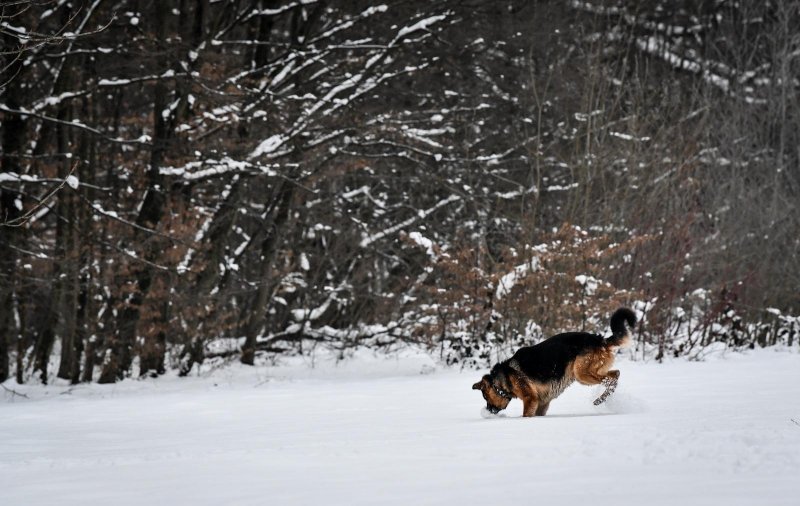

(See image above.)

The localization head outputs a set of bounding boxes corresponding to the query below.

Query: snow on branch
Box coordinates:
[44,0,106,97]
[0,103,153,145]
[262,322,403,347]
[177,176,240,274]
[570,1,784,104]
[246,9,449,162]
[393,14,448,42]
[160,158,277,181]
[309,5,388,44]
[78,194,188,246]
[359,194,461,248]
[495,257,541,301]
[29,71,185,112]
[0,166,78,228]
[245,0,320,20]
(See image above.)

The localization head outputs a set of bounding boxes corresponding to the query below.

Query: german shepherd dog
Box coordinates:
[472,308,636,417]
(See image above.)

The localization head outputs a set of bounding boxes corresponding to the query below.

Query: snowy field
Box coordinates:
[3,348,800,506]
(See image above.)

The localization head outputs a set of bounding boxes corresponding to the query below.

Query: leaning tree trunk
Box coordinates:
[241,179,294,365]
[178,177,243,375]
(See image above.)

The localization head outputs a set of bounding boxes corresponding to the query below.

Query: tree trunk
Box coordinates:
[33,324,56,384]
[176,177,243,375]
[0,273,12,383]
[0,188,20,382]
[241,180,294,365]
[0,26,27,383]
[56,94,80,381]
[100,1,172,382]
[39,140,66,384]
[15,295,25,384]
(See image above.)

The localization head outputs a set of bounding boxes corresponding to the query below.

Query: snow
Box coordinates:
[65,175,79,189]
[610,131,650,142]
[575,274,599,295]
[299,253,310,271]
[249,134,285,159]
[0,22,29,38]
[3,349,799,506]
[0,172,40,183]
[290,298,331,321]
[395,14,447,40]
[496,257,541,300]
[545,182,580,191]
[98,78,132,86]
[408,231,435,257]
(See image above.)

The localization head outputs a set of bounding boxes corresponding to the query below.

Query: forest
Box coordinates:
[1,0,798,384]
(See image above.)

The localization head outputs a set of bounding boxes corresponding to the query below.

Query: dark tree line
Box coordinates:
[1,0,798,384]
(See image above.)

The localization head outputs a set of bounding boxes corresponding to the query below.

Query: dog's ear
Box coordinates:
[493,369,506,387]
[472,380,482,390]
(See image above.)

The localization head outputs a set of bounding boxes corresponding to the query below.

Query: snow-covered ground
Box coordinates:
[3,348,799,506]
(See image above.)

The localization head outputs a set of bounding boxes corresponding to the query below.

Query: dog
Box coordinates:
[472,308,636,417]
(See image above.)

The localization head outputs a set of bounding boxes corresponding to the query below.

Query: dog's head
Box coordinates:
[472,374,512,414]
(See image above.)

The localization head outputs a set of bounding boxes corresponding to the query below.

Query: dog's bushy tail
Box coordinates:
[606,308,636,348]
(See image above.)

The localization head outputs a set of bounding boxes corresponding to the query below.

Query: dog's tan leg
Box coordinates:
[574,349,618,384]
[523,401,539,417]
[534,401,550,416]
[521,396,539,417]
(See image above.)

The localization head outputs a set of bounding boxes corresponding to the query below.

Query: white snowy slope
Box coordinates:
[2,348,800,506]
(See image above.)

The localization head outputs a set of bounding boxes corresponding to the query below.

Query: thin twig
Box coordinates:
[1,162,78,228]
[77,192,190,246]
[1,384,30,399]
[0,104,152,146]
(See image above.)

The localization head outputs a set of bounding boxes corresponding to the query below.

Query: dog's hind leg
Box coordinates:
[573,355,606,385]
[574,354,621,405]
[593,370,620,406]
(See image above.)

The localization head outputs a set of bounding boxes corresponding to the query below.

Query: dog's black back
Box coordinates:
[498,332,604,383]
